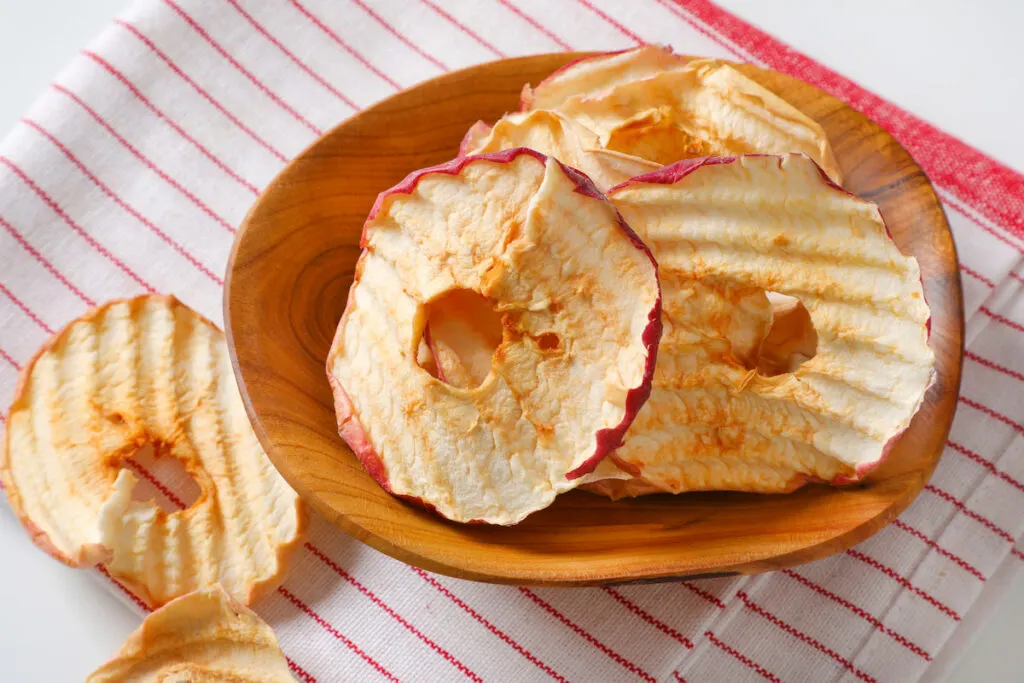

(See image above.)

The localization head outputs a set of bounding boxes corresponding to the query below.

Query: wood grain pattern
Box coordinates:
[224,54,963,586]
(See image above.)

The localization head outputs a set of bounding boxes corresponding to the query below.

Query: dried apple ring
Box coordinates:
[327,149,661,524]
[592,154,933,496]
[1,295,305,607]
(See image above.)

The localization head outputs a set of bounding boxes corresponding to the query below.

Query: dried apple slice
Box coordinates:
[86,586,293,683]
[327,149,661,524]
[522,47,842,183]
[1,295,306,607]
[591,154,933,496]
[459,110,659,192]
[521,45,690,111]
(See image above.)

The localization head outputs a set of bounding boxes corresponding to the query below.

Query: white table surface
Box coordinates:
[1,1,1021,680]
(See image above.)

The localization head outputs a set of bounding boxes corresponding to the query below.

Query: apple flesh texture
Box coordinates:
[587,154,934,497]
[327,149,661,524]
[521,47,843,184]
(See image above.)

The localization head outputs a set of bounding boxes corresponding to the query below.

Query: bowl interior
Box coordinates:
[225,54,963,585]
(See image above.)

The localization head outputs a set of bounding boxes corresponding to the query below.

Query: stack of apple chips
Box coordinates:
[330,46,935,525]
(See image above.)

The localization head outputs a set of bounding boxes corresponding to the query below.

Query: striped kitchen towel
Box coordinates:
[1,1,1023,681]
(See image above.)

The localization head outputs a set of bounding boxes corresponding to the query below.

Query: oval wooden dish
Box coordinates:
[225,54,963,586]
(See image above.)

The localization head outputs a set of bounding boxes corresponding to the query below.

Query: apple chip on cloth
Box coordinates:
[589,154,934,497]
[520,46,843,183]
[0,295,306,608]
[86,586,294,683]
[327,148,661,524]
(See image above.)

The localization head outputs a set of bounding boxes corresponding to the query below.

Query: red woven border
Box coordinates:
[672,0,1024,239]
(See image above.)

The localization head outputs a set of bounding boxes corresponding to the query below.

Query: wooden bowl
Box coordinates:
[225,54,963,585]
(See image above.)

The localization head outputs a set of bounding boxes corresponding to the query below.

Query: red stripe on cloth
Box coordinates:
[496,0,572,50]
[96,565,152,613]
[350,0,449,70]
[23,119,223,285]
[413,569,567,682]
[115,20,289,163]
[960,395,1024,435]
[846,549,960,620]
[652,0,754,61]
[705,630,781,683]
[601,587,693,648]
[737,591,877,682]
[673,673,686,683]
[419,0,505,57]
[225,0,361,111]
[681,581,726,608]
[961,265,995,288]
[965,350,1024,386]
[0,347,21,370]
[672,0,1024,238]
[890,519,985,583]
[305,544,482,682]
[947,439,1024,496]
[575,0,645,45]
[0,282,55,334]
[288,0,402,90]
[278,586,398,682]
[0,156,156,293]
[52,84,236,234]
[519,588,656,682]
[979,305,1024,335]
[83,51,259,196]
[123,459,187,509]
[1011,271,1024,285]
[780,569,931,660]
[161,0,322,135]
[924,484,1015,543]
[286,659,317,683]
[940,192,1024,255]
[0,216,96,307]
[1014,548,1024,562]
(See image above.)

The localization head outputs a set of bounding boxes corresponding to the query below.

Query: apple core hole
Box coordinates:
[122,442,200,513]
[536,332,561,351]
[417,288,503,390]
[756,292,818,377]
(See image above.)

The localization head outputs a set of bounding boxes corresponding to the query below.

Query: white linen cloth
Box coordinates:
[2,1,1024,681]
